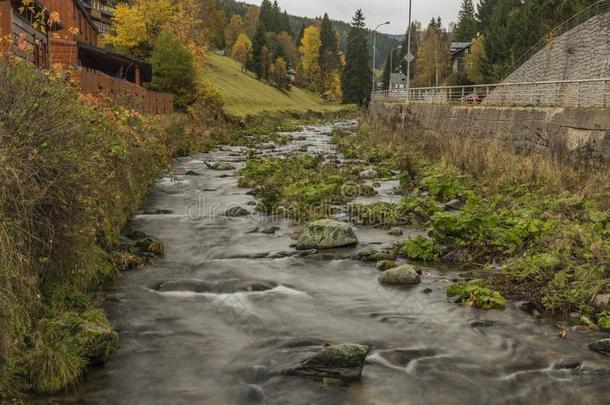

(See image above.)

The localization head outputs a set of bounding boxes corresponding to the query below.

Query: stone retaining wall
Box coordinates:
[368,101,610,162]
[504,12,610,83]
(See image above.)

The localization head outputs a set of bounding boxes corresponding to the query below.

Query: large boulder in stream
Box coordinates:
[378,264,421,285]
[287,344,370,380]
[295,219,358,250]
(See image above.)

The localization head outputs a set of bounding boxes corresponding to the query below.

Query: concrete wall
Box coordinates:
[368,101,610,162]
[504,12,610,83]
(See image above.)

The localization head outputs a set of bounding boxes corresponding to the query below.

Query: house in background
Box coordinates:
[390,72,408,90]
[0,0,50,67]
[450,42,471,74]
[83,0,114,34]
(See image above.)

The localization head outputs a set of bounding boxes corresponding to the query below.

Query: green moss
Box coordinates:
[447,280,506,310]
[598,312,610,331]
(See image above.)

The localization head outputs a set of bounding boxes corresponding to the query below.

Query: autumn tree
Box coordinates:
[244,5,260,37]
[276,31,299,68]
[232,33,252,70]
[299,25,322,91]
[271,57,289,90]
[224,15,244,52]
[342,9,372,106]
[464,35,486,83]
[454,0,478,42]
[414,18,450,87]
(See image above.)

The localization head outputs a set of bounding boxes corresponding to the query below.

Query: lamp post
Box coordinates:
[372,21,390,93]
[389,45,402,92]
[406,0,413,97]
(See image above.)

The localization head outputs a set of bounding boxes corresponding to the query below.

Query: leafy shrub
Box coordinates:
[447,280,506,309]
[598,311,610,331]
[149,31,198,110]
[402,237,438,261]
[420,166,468,201]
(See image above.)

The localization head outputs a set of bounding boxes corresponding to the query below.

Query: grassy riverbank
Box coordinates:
[334,119,610,324]
[0,60,209,398]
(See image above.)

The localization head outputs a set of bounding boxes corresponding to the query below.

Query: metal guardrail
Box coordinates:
[371,78,610,108]
[499,0,610,80]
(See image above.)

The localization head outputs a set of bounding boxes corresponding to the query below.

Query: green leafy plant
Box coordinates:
[447,279,506,309]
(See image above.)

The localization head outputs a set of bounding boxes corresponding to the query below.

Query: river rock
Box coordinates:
[156,278,213,293]
[388,227,403,236]
[444,199,464,211]
[260,225,280,234]
[296,219,358,250]
[289,344,370,380]
[593,294,610,309]
[225,206,250,217]
[378,264,421,285]
[376,260,397,271]
[469,320,497,328]
[589,339,610,356]
[353,246,378,261]
[256,143,276,150]
[185,170,201,176]
[359,169,378,179]
[205,161,236,171]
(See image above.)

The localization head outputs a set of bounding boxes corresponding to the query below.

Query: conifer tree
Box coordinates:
[454,0,478,41]
[248,21,268,79]
[341,9,372,106]
[259,0,274,31]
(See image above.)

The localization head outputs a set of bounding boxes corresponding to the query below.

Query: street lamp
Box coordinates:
[389,45,402,91]
[372,21,390,93]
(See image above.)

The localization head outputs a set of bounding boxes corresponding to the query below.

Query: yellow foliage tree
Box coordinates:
[224,15,244,52]
[232,33,252,70]
[102,0,205,60]
[299,25,322,91]
[323,70,342,102]
[465,36,486,84]
[271,57,289,90]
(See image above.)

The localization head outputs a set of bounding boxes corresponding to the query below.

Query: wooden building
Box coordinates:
[0,0,50,67]
[1,0,173,114]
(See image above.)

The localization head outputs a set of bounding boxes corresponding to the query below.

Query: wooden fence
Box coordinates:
[77,68,173,114]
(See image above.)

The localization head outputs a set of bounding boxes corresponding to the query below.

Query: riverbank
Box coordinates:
[50,119,610,404]
[333,116,610,325]
[0,59,356,399]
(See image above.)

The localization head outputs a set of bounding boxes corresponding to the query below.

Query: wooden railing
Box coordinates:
[76,68,173,114]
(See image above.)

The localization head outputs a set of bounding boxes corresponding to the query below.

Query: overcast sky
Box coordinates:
[265,0,472,35]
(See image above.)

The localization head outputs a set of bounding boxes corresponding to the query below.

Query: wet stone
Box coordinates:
[589,339,610,356]
[260,225,280,234]
[469,320,497,328]
[376,260,397,271]
[287,344,370,380]
[388,228,403,236]
[296,219,358,250]
[378,265,421,285]
[225,206,250,217]
[185,170,202,176]
[205,161,236,171]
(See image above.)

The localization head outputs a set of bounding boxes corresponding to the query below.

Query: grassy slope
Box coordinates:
[204,53,347,117]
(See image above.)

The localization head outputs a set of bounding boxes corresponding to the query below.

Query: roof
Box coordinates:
[77,42,153,82]
[450,42,471,53]
[390,73,408,82]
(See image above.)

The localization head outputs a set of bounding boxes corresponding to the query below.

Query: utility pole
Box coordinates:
[372,21,390,93]
[406,0,413,98]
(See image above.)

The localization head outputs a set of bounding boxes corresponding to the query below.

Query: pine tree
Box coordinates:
[341,9,372,106]
[280,11,293,36]
[259,0,273,31]
[320,14,339,70]
[454,0,478,41]
[248,22,268,79]
[381,52,392,90]
[270,1,281,33]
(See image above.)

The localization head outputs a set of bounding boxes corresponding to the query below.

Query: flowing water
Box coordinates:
[53,122,609,404]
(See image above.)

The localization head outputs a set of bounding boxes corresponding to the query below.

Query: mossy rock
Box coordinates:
[378,264,421,285]
[292,344,370,380]
[296,219,358,250]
